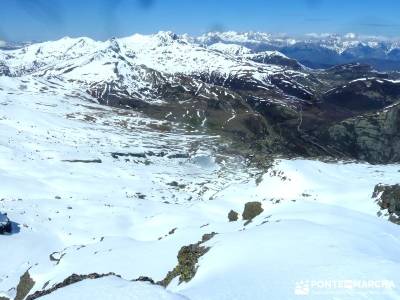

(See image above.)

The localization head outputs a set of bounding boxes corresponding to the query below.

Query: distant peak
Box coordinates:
[154,31,179,40]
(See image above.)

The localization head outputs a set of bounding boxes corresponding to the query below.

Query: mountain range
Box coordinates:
[197,31,400,71]
[2,31,400,163]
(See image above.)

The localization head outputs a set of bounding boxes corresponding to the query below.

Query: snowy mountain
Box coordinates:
[1,31,300,87]
[3,31,400,163]
[1,32,400,299]
[209,42,304,70]
[3,31,400,162]
[1,32,312,110]
[208,42,253,56]
[198,31,400,70]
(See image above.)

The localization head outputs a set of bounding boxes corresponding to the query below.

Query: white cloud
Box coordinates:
[0,40,6,47]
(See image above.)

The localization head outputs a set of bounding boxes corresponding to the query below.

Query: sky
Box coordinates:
[1,0,400,42]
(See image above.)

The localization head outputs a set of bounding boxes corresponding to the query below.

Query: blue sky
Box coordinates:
[1,0,400,41]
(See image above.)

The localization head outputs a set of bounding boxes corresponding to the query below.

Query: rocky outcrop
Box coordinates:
[0,62,10,76]
[0,213,12,235]
[26,273,117,300]
[242,202,264,222]
[159,232,217,287]
[15,271,35,300]
[373,184,400,223]
[228,210,239,222]
[326,103,400,163]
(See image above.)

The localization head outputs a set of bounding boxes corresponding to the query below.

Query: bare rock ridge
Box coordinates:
[15,271,35,300]
[26,273,116,300]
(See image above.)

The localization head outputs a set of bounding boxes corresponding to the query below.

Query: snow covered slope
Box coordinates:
[38,277,187,300]
[208,42,253,56]
[1,31,312,107]
[1,70,400,300]
[2,32,281,81]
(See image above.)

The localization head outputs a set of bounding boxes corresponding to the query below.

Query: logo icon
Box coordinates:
[294,281,310,296]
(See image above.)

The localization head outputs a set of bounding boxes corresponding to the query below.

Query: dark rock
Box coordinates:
[159,232,217,287]
[135,193,146,199]
[373,184,400,223]
[15,271,35,300]
[326,103,400,163]
[228,210,239,222]
[0,213,12,235]
[111,152,146,159]
[133,276,155,284]
[62,159,102,163]
[167,153,189,159]
[0,62,11,76]
[242,202,264,221]
[168,228,177,235]
[26,273,118,300]
[167,181,186,189]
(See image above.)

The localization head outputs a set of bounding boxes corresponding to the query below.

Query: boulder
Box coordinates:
[228,210,239,222]
[0,213,12,234]
[242,202,264,221]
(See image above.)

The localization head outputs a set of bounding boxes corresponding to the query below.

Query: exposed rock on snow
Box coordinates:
[15,271,34,300]
[242,202,264,222]
[160,233,217,287]
[227,210,239,222]
[326,102,400,163]
[28,276,188,300]
[61,159,102,163]
[0,213,12,235]
[373,183,400,224]
[26,273,117,300]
